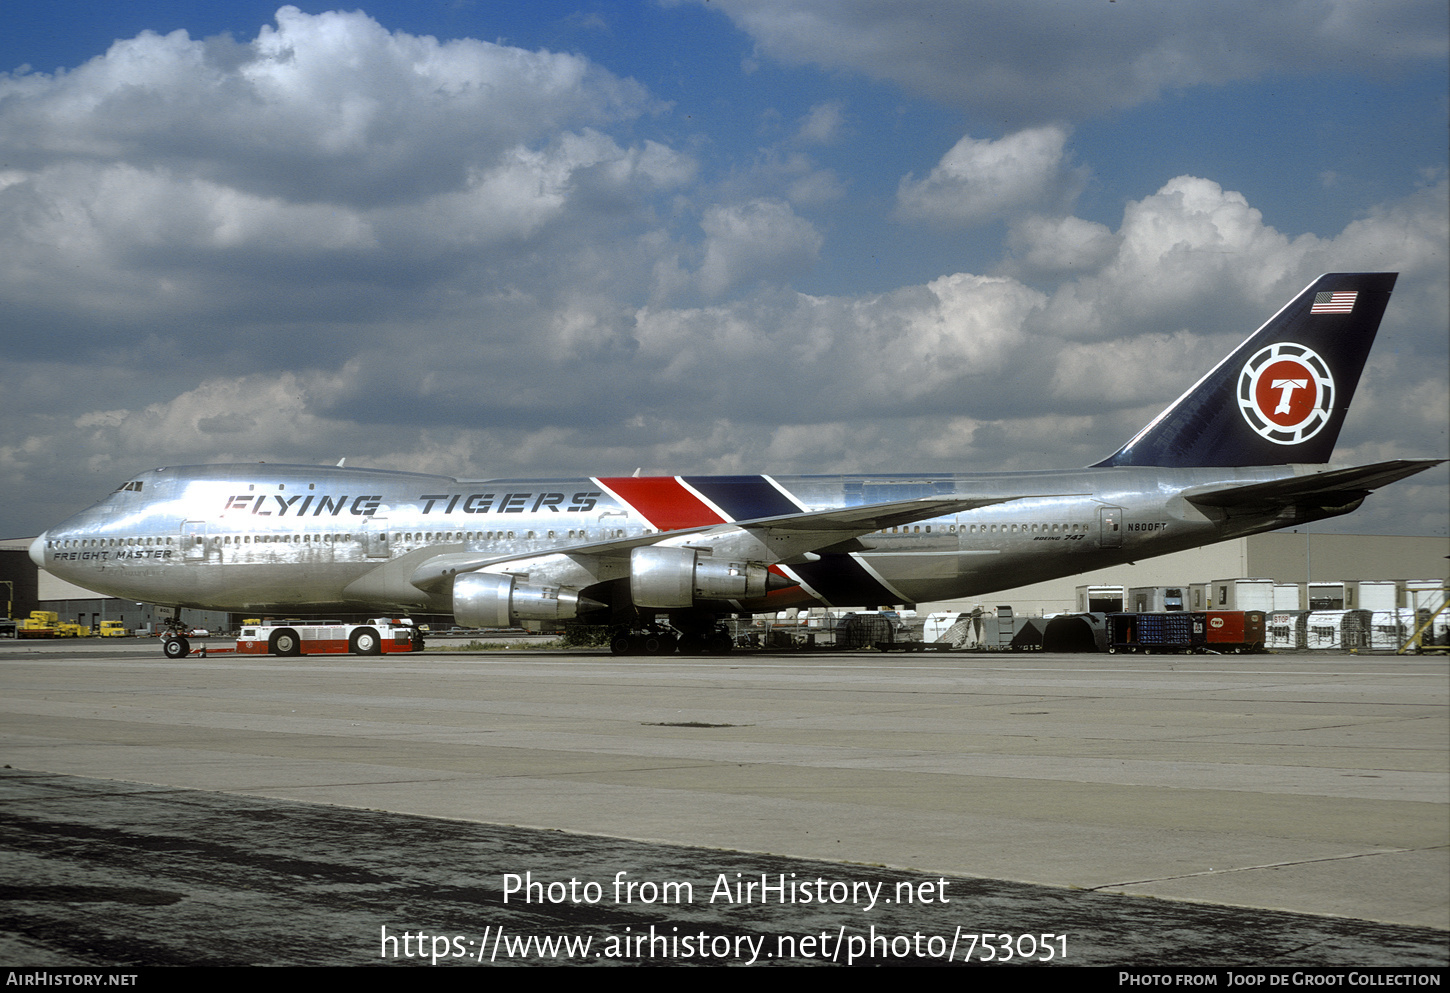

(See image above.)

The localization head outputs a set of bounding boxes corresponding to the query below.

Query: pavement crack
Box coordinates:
[1090,848,1426,890]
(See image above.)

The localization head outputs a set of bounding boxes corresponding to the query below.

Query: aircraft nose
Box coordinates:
[29,532,47,568]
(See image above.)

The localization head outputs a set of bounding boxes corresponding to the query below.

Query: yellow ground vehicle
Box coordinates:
[18,611,58,639]
[99,620,128,637]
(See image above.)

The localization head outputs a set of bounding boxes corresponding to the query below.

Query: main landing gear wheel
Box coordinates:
[349,628,382,655]
[610,627,683,655]
[162,636,189,659]
[640,632,676,655]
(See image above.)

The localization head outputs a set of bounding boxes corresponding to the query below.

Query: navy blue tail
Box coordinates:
[1094,272,1397,468]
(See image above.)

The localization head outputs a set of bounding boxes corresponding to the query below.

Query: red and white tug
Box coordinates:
[162,618,424,658]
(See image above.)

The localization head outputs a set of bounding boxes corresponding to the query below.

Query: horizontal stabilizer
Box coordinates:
[1183,459,1442,510]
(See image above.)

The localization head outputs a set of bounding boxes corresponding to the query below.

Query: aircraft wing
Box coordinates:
[721,494,1022,533]
[1182,459,1443,510]
[404,494,1032,594]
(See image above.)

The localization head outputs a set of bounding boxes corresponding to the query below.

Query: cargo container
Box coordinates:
[1304,610,1371,650]
[1368,609,1416,651]
[1273,585,1300,611]
[1267,611,1307,650]
[1306,582,1358,610]
[1108,612,1201,653]
[1043,612,1108,652]
[1358,581,1399,611]
[1404,581,1447,614]
[1075,585,1124,613]
[1127,586,1188,612]
[1209,578,1276,611]
[1202,610,1265,652]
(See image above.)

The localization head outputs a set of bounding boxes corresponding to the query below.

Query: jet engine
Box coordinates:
[452,571,591,628]
[630,546,773,608]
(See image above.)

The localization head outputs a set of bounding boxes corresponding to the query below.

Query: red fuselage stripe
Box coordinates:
[595,477,726,531]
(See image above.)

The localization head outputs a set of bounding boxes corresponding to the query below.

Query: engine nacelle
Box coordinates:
[453,572,588,628]
[630,546,771,609]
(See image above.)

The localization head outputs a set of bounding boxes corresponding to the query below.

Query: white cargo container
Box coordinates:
[1189,583,1212,610]
[1304,610,1371,650]
[1127,586,1188,612]
[1209,578,1276,611]
[1404,580,1447,613]
[1305,581,1358,610]
[1267,611,1306,650]
[1358,581,1399,611]
[1368,609,1417,651]
[1273,584,1300,611]
[1075,585,1124,613]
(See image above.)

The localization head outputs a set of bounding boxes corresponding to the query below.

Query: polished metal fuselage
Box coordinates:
[32,462,1327,615]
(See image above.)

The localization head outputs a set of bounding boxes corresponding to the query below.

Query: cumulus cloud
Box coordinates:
[0,8,694,367]
[1002,215,1119,279]
[895,126,1084,227]
[796,100,845,144]
[0,6,652,205]
[696,0,1449,122]
[697,199,823,296]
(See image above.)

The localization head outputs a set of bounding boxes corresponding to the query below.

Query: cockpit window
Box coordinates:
[113,481,143,493]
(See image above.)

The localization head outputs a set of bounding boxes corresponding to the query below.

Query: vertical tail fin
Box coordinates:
[1094,272,1397,467]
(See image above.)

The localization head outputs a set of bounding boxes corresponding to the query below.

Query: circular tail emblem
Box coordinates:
[1237,342,1335,445]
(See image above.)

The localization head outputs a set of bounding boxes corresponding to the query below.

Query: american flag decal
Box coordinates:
[1310,290,1356,314]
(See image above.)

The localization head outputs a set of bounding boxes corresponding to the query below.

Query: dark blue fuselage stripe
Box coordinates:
[789,555,899,608]
[680,475,800,521]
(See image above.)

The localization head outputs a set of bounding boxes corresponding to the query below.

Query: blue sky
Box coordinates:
[2,1,1446,538]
